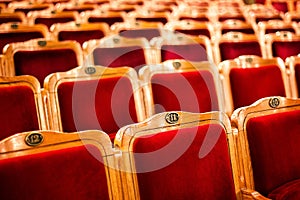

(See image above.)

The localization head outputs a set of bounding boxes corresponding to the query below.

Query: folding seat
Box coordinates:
[217,9,246,22]
[27,10,79,30]
[265,31,300,60]
[219,55,291,115]
[246,5,284,24]
[7,1,53,15]
[54,2,97,13]
[43,65,145,140]
[0,23,49,52]
[0,76,47,141]
[83,35,152,71]
[50,21,110,45]
[164,20,214,39]
[111,20,163,41]
[139,59,224,117]
[0,11,26,24]
[114,111,241,200]
[127,9,171,25]
[231,96,300,200]
[151,32,214,64]
[0,130,122,200]
[286,55,300,98]
[3,38,83,85]
[80,9,126,27]
[214,32,265,64]
[285,11,300,22]
[215,19,255,38]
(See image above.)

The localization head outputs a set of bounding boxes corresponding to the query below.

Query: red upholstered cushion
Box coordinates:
[246,110,300,196]
[58,30,105,45]
[119,29,161,41]
[14,49,79,85]
[92,46,146,70]
[295,64,300,97]
[57,76,138,136]
[255,16,282,23]
[0,85,39,141]
[151,70,219,114]
[132,124,236,200]
[88,17,124,26]
[0,31,44,52]
[265,28,295,34]
[35,17,75,29]
[161,44,209,62]
[219,41,262,61]
[271,1,288,12]
[268,179,300,200]
[229,65,286,109]
[272,41,300,60]
[0,145,110,200]
[174,29,211,38]
[136,17,168,24]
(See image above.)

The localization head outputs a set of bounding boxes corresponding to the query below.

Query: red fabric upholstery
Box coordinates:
[136,17,168,25]
[92,46,146,70]
[151,70,219,114]
[14,49,79,85]
[269,179,300,200]
[271,2,288,13]
[58,30,105,45]
[179,16,209,22]
[57,77,138,137]
[265,28,295,34]
[0,85,39,141]
[221,28,255,34]
[272,41,300,60]
[246,110,300,196]
[88,17,124,26]
[219,41,262,61]
[0,145,110,200]
[119,29,161,41]
[174,29,211,38]
[132,124,236,200]
[0,17,22,25]
[0,32,44,51]
[161,44,209,62]
[255,16,282,23]
[35,17,75,29]
[230,65,286,109]
[295,64,300,97]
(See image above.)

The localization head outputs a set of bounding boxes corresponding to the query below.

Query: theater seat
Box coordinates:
[231,96,300,200]
[0,75,47,141]
[0,130,121,200]
[139,59,224,117]
[43,65,145,140]
[115,111,241,200]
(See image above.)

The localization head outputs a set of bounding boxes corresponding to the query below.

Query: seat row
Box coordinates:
[0,96,299,199]
[0,56,299,140]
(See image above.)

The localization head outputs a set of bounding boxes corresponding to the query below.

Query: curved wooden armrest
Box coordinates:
[241,188,271,200]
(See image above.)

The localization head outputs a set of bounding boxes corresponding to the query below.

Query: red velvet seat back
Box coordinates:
[0,145,110,200]
[271,2,288,13]
[88,17,124,26]
[174,29,211,38]
[14,49,79,85]
[219,41,262,61]
[119,28,161,41]
[161,44,208,62]
[0,17,22,25]
[255,16,282,23]
[230,65,286,109]
[221,28,255,34]
[93,46,146,70]
[35,17,75,29]
[0,85,39,141]
[151,71,219,114]
[132,124,236,200]
[246,110,300,196]
[0,32,44,52]
[57,77,138,137]
[295,64,300,97]
[58,30,105,45]
[272,41,300,60]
